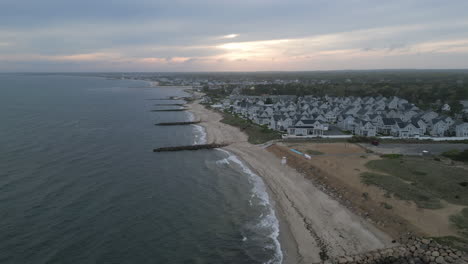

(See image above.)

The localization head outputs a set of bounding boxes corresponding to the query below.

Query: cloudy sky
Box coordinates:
[1,0,468,71]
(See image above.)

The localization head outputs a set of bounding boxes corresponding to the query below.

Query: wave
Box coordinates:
[191,125,207,145]
[216,149,283,264]
[186,111,207,145]
[185,111,195,122]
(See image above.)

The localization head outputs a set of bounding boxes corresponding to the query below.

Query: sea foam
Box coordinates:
[216,149,283,264]
[192,125,207,145]
[185,111,195,122]
[186,111,207,145]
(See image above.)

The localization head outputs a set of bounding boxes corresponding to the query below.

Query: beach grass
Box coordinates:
[442,149,468,163]
[305,149,324,155]
[362,156,468,208]
[450,208,468,238]
[361,172,442,209]
[220,112,282,144]
[432,236,468,253]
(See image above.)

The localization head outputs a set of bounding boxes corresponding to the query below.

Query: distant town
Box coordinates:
[100,71,468,139]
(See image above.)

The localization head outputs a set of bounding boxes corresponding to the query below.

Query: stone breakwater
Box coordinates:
[313,237,467,264]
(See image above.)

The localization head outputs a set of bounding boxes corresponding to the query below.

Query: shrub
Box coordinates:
[347,136,379,143]
[442,149,468,162]
[381,154,403,159]
[381,202,393,209]
[450,208,468,238]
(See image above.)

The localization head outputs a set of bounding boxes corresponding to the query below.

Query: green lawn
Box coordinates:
[220,112,282,144]
[361,156,468,209]
[305,149,324,155]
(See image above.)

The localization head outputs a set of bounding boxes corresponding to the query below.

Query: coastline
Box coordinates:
[187,98,394,263]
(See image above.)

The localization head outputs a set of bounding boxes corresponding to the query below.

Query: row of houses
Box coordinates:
[220,95,468,138]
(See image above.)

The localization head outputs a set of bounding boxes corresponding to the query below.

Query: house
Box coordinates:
[455,122,468,137]
[337,115,356,131]
[224,94,465,139]
[411,118,428,135]
[430,119,449,137]
[387,96,399,109]
[380,118,402,135]
[391,122,421,138]
[288,119,329,136]
[354,120,377,137]
[421,111,439,122]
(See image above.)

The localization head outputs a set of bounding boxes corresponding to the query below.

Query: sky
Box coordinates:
[1,0,468,72]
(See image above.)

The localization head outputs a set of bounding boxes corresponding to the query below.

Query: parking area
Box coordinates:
[324,125,346,135]
[360,143,468,155]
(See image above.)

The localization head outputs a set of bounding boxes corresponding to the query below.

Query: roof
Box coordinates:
[298,119,323,125]
[382,118,397,125]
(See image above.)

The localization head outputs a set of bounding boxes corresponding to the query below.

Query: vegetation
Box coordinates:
[380,202,393,210]
[380,154,403,159]
[442,149,468,162]
[361,156,468,209]
[305,149,324,155]
[361,172,442,209]
[237,70,468,116]
[347,135,379,143]
[220,111,282,144]
[432,236,468,253]
[201,86,233,102]
[283,138,348,143]
[450,208,468,238]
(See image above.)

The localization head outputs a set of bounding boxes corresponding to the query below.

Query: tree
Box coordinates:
[450,101,464,116]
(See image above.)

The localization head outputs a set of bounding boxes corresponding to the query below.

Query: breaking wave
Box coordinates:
[216,149,283,264]
[192,125,207,145]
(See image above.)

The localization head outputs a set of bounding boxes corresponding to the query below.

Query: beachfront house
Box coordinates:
[337,115,356,132]
[288,119,329,136]
[222,94,465,139]
[354,120,377,137]
[391,122,421,138]
[455,122,468,137]
[429,119,449,137]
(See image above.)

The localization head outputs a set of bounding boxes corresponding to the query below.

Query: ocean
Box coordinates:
[0,74,282,264]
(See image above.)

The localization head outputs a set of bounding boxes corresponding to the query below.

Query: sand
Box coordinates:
[188,100,394,263]
[276,142,464,238]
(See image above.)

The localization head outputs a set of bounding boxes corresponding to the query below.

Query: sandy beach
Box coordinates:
[188,100,394,263]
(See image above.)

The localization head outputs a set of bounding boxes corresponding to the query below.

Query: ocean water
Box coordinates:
[0,74,282,264]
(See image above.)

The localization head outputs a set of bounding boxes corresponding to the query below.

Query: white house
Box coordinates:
[455,123,468,137]
[430,119,449,137]
[391,122,421,138]
[354,121,377,137]
[288,119,329,136]
[338,115,356,131]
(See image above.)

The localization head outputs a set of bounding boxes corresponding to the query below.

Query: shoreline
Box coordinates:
[187,97,394,263]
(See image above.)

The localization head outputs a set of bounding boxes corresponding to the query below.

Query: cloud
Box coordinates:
[220,34,239,39]
[1,0,468,71]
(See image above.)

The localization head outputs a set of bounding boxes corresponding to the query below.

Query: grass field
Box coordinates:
[361,172,442,209]
[305,149,324,155]
[220,112,282,144]
[451,208,468,238]
[361,156,468,209]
